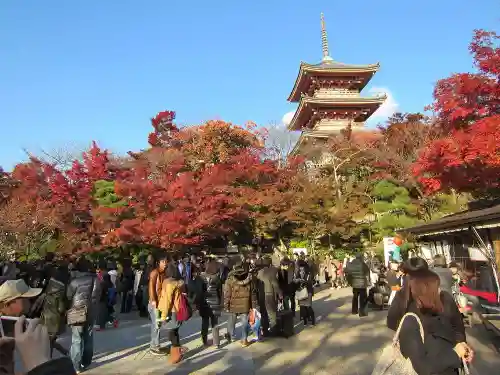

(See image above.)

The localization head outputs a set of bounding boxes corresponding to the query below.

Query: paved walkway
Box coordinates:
[65,287,500,375]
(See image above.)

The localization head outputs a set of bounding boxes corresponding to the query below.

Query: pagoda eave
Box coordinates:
[288,61,381,102]
[287,96,386,131]
[290,128,382,156]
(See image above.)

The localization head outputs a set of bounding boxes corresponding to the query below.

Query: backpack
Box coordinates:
[371,313,423,375]
[40,278,67,336]
[176,293,192,322]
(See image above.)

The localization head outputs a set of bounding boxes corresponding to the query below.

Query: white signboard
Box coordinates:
[419,244,433,261]
[383,237,397,266]
[468,246,488,262]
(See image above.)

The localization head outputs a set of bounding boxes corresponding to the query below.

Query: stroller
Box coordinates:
[369,271,391,310]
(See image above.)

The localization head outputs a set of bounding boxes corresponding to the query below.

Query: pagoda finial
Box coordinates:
[320,13,333,63]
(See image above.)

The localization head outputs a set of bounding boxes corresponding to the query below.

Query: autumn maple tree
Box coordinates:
[414,30,500,197]
[0,142,122,256]
[105,111,279,249]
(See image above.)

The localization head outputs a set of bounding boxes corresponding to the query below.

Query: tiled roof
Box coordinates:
[400,204,500,236]
[301,60,380,71]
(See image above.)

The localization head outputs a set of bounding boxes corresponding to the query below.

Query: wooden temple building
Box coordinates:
[287,14,386,156]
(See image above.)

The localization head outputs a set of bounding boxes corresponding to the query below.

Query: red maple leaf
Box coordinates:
[413,29,500,196]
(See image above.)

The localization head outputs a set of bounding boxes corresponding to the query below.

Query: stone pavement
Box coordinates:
[65,287,500,375]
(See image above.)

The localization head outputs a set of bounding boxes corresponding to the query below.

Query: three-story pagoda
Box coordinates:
[288,14,386,155]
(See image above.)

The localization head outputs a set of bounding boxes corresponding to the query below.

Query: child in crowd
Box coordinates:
[248,308,262,342]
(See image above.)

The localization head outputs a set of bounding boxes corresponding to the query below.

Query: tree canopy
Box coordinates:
[0,28,496,258]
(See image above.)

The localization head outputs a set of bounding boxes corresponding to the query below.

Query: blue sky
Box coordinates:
[0,1,498,170]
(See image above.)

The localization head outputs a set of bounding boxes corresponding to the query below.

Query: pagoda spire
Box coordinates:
[320,13,333,63]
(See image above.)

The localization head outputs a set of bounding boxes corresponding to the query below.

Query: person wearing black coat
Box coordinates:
[388,258,466,344]
[393,268,470,375]
[277,258,295,313]
[198,261,223,347]
[388,284,467,343]
[344,253,370,317]
[293,260,315,325]
[118,262,135,314]
[66,258,101,373]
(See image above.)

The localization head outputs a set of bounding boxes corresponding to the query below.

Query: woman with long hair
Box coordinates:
[395,268,472,375]
[387,258,466,344]
[158,263,186,364]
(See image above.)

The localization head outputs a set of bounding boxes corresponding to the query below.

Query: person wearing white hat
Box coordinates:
[0,279,43,375]
[0,279,42,318]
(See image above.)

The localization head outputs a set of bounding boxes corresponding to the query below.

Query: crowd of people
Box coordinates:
[370,255,476,375]
[0,249,484,375]
[0,250,321,374]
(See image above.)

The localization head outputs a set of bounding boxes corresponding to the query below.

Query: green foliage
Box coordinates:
[93,180,127,208]
[370,180,419,239]
[289,239,309,249]
[328,248,350,260]
[419,192,468,221]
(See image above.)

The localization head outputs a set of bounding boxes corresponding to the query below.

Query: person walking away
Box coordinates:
[138,254,155,318]
[223,261,253,346]
[345,253,370,317]
[293,260,315,326]
[257,257,282,337]
[117,260,134,314]
[183,255,192,284]
[219,257,230,284]
[66,257,101,374]
[433,255,454,296]
[147,255,167,355]
[95,261,111,331]
[322,257,330,284]
[200,260,223,347]
[133,263,143,312]
[177,257,185,281]
[393,268,473,374]
[277,258,295,314]
[186,265,207,344]
[329,259,338,289]
[337,260,345,288]
[107,263,118,288]
[0,279,43,375]
[158,263,187,365]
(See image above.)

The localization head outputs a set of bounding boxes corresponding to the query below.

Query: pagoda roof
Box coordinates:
[287,95,386,131]
[290,127,381,156]
[288,60,381,102]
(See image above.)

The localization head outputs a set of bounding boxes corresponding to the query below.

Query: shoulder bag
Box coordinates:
[371,312,424,375]
[67,276,95,326]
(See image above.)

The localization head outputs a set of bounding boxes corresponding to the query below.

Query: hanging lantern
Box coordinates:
[393,237,403,246]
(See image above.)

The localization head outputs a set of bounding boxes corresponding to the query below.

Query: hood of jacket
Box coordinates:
[228,267,251,285]
[71,271,95,280]
[258,266,278,280]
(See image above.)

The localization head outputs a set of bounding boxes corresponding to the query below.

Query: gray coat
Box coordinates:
[257,266,281,313]
[432,267,454,296]
[257,266,281,296]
